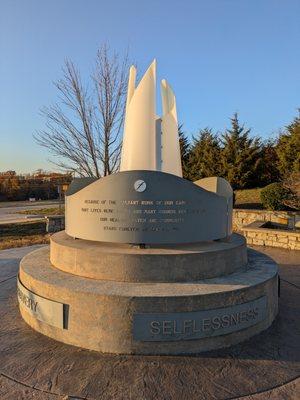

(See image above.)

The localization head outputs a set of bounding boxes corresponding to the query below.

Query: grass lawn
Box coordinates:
[234,188,263,209]
[16,207,64,216]
[0,221,49,250]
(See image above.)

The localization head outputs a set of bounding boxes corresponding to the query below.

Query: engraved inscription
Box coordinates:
[17,287,38,312]
[65,171,229,243]
[17,276,65,329]
[78,197,192,234]
[133,297,267,341]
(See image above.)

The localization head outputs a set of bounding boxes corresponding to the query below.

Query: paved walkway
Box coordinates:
[0,244,299,400]
[0,201,60,224]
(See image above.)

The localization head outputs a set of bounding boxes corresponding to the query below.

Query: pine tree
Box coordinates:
[188,128,222,181]
[178,125,191,180]
[276,111,300,177]
[258,140,280,186]
[221,113,262,189]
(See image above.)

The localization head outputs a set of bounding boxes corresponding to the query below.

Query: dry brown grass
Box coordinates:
[234,188,263,209]
[0,221,50,250]
[16,207,64,216]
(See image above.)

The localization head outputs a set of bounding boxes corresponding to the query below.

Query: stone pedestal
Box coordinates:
[18,231,278,355]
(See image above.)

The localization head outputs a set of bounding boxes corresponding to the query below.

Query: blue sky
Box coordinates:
[0,0,299,173]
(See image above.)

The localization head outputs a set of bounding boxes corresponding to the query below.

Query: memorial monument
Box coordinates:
[18,61,278,354]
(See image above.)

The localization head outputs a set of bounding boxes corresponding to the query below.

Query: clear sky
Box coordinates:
[0,0,299,173]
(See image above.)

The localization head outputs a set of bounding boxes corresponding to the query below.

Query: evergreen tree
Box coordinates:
[178,124,191,179]
[276,111,300,177]
[188,128,222,181]
[257,140,280,187]
[221,113,262,189]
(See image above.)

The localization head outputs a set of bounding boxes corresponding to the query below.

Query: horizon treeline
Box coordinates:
[0,111,299,202]
[179,111,300,190]
[0,172,72,202]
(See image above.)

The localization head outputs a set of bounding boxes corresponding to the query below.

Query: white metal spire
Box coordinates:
[161,79,182,177]
[120,60,182,177]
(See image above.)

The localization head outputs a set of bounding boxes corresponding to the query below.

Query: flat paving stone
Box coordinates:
[0,244,299,400]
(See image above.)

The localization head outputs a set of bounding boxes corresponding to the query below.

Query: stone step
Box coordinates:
[18,246,278,355]
[50,231,247,282]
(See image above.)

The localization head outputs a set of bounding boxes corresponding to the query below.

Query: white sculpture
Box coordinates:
[120,60,182,177]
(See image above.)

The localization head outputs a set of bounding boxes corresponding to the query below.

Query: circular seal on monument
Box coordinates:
[134,180,146,192]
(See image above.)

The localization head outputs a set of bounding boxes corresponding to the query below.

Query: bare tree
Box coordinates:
[35,45,129,177]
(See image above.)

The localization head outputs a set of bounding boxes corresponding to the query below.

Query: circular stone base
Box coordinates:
[2,245,299,399]
[19,247,278,355]
[50,231,247,281]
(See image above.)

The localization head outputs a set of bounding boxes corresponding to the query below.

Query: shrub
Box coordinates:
[260,183,291,211]
[283,172,300,210]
